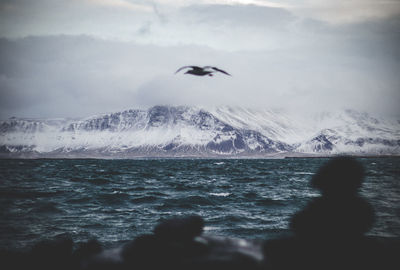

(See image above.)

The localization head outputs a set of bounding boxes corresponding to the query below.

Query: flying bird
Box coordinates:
[175,66,231,76]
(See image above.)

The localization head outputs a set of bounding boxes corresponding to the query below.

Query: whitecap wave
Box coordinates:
[210,192,231,197]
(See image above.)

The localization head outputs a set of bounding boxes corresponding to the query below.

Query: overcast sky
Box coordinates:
[0,0,399,118]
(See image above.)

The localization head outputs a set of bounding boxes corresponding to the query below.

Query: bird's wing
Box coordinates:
[202,66,214,71]
[175,66,199,74]
[211,67,231,76]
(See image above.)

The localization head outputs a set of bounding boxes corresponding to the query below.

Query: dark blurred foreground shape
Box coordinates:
[0,216,263,270]
[1,157,399,269]
[263,156,398,270]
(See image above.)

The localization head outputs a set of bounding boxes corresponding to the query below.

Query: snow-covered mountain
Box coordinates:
[1,106,399,158]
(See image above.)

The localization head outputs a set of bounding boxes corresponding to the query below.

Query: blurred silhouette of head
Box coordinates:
[311,156,364,196]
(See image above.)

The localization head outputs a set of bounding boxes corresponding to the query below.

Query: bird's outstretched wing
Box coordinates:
[175,66,200,74]
[203,66,231,76]
[211,67,231,76]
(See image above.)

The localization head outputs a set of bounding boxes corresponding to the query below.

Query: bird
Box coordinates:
[175,66,231,76]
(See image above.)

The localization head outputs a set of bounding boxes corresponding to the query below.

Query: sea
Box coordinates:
[0,157,399,251]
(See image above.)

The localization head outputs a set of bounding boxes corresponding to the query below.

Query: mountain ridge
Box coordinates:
[1,105,399,158]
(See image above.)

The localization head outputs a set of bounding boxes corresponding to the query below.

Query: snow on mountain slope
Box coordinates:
[294,110,400,154]
[0,106,399,157]
[209,106,316,144]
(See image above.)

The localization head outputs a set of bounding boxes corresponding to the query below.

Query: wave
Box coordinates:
[209,192,231,197]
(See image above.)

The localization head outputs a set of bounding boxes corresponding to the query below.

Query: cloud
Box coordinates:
[1,1,399,52]
[292,0,400,24]
[0,2,399,119]
[0,33,399,119]
[2,1,400,40]
[87,0,151,11]
[0,0,155,39]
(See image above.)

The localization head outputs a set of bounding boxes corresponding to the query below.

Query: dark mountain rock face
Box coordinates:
[0,119,46,133]
[309,134,334,151]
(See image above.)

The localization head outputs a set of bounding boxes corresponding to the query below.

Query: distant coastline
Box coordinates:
[1,153,399,160]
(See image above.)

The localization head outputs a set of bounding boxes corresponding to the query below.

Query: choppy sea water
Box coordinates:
[0,158,399,250]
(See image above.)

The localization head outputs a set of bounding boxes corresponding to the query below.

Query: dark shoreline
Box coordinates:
[0,154,399,160]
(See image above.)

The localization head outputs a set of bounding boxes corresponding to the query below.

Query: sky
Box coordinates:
[0,0,399,119]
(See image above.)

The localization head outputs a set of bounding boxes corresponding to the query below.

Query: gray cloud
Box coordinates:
[0,0,154,39]
[180,4,296,27]
[1,31,399,119]
[292,0,400,24]
[2,1,400,41]
[0,2,399,119]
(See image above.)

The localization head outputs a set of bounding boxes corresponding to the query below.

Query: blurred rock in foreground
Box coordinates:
[0,216,399,270]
